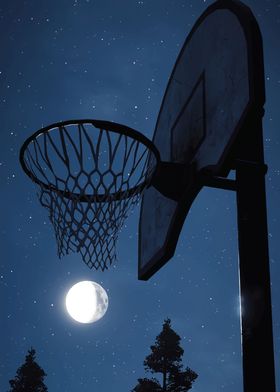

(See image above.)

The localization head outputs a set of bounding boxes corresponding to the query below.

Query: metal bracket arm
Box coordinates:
[198,174,237,191]
[150,160,268,200]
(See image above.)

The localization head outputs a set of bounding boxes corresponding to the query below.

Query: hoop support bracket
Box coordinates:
[151,161,195,201]
[151,160,268,200]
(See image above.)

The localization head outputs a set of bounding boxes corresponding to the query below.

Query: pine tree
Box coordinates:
[8,348,48,392]
[132,319,197,392]
[144,318,183,390]
[167,366,198,392]
[132,377,162,392]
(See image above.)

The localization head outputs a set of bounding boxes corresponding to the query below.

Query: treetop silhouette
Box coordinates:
[8,347,48,392]
[132,318,198,391]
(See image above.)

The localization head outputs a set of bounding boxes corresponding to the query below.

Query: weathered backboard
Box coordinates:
[139,0,265,280]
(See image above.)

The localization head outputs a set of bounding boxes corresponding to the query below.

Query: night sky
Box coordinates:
[1,0,280,391]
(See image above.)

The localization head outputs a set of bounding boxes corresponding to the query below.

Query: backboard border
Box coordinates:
[171,71,206,164]
[138,0,265,280]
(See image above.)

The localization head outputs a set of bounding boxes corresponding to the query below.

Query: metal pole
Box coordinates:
[235,120,276,391]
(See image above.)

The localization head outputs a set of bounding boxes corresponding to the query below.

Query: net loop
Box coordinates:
[20,120,159,270]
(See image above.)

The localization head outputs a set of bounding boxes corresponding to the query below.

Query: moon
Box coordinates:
[65,281,108,324]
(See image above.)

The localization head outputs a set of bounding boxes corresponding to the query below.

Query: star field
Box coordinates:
[1,1,280,391]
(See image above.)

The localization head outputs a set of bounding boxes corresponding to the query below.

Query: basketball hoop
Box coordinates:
[20,119,160,271]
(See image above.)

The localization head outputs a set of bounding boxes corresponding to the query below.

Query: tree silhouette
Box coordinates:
[8,348,48,392]
[132,377,162,392]
[167,366,198,392]
[132,319,197,392]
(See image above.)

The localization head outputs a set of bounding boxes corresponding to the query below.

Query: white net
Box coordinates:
[22,121,158,270]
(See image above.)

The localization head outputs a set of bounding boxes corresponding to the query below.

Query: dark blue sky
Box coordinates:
[1,0,279,391]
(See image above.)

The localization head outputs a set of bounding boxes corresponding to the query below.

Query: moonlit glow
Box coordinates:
[65,281,108,324]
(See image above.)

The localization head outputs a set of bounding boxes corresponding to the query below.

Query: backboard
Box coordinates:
[139,0,265,280]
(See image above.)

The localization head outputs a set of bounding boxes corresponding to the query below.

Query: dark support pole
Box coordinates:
[235,120,275,391]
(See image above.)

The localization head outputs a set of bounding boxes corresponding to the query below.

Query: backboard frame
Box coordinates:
[138,0,265,280]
